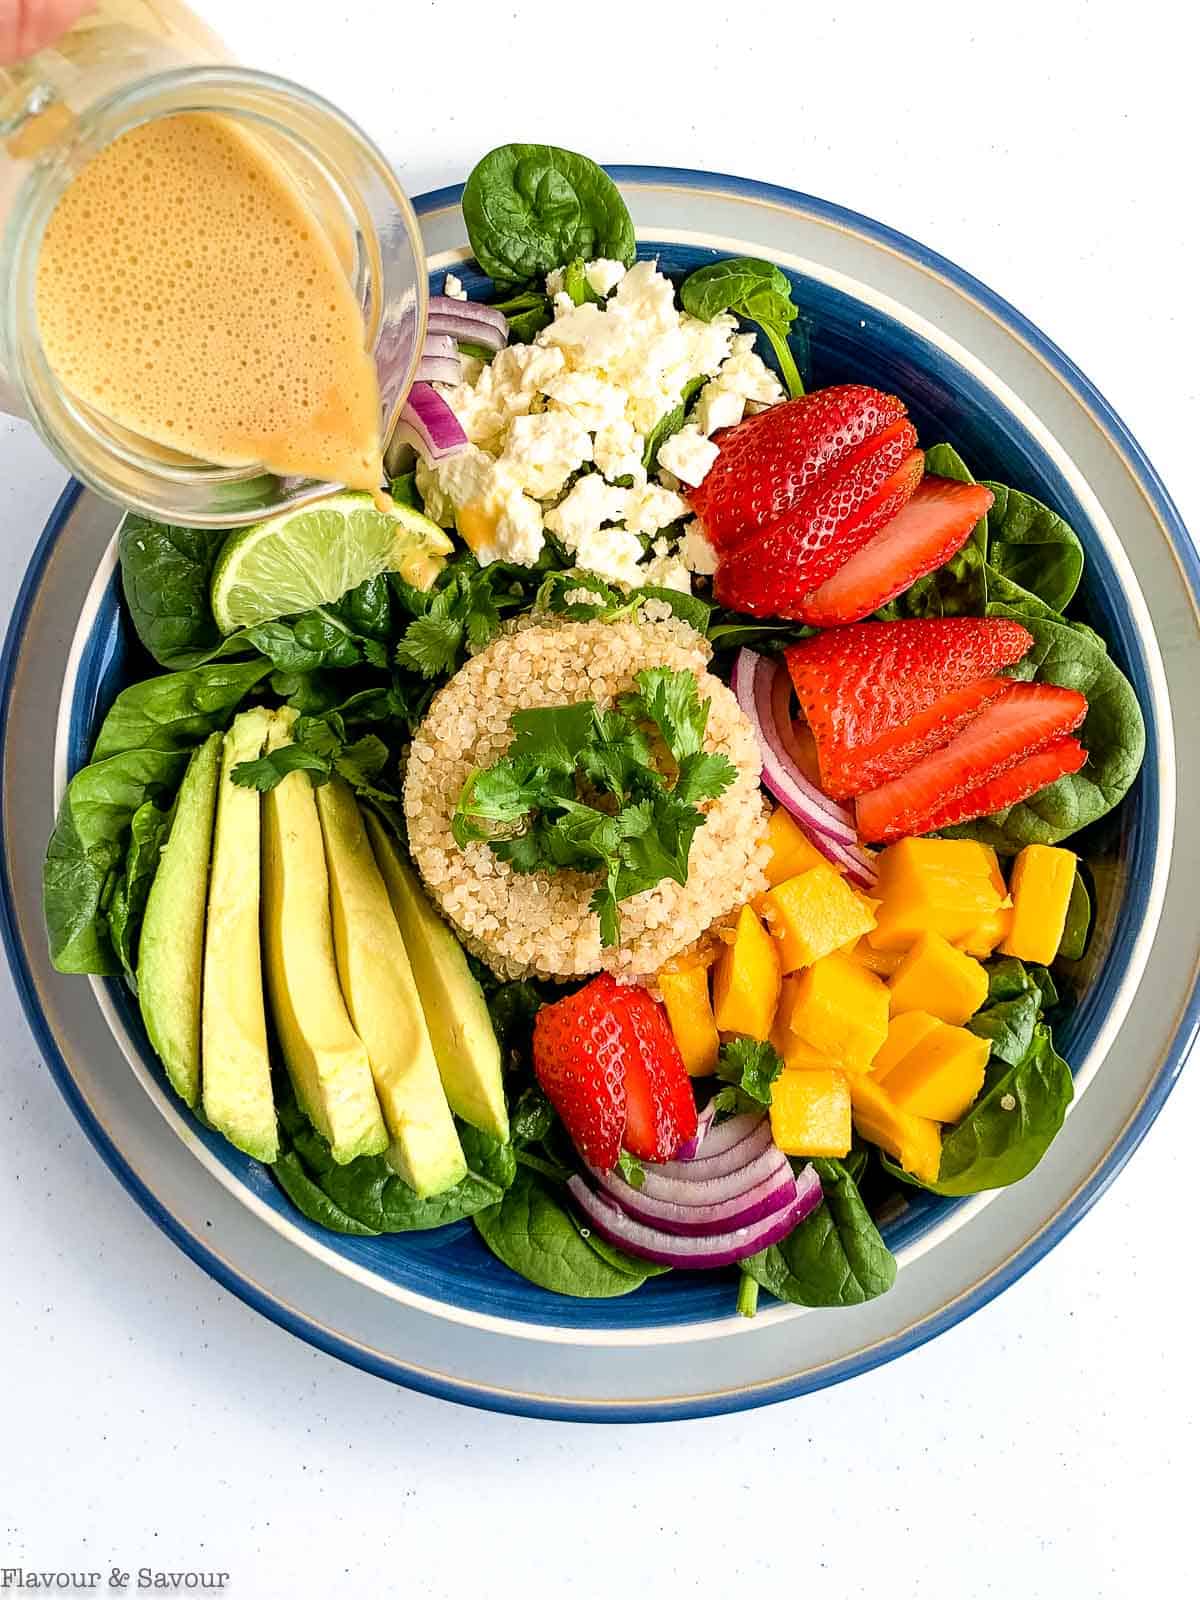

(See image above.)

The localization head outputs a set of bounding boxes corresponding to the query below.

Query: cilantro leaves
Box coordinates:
[710,1037,785,1117]
[451,668,737,946]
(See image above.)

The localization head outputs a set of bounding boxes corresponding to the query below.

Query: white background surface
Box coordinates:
[2,2,1198,1594]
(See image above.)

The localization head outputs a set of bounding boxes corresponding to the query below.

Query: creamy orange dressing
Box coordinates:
[34,111,386,499]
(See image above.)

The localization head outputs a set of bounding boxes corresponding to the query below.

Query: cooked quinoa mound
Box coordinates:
[404,616,770,981]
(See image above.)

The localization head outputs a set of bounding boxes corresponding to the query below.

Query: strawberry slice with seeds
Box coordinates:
[619,986,697,1162]
[690,384,909,552]
[532,974,697,1169]
[715,449,924,618]
[797,477,995,626]
[913,736,1088,835]
[533,974,629,1169]
[855,682,1088,843]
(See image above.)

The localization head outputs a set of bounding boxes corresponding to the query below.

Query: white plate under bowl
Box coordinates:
[2,168,1197,1419]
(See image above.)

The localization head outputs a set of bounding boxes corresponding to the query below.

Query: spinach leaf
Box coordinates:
[1058,869,1093,962]
[966,990,1040,1066]
[44,747,188,973]
[985,956,1057,1009]
[742,1158,896,1307]
[462,144,635,285]
[91,660,270,760]
[118,514,228,668]
[279,1115,517,1233]
[983,483,1084,614]
[272,1151,381,1236]
[488,285,554,343]
[473,1167,647,1297]
[642,375,705,472]
[106,797,174,984]
[877,444,988,618]
[982,564,1068,627]
[561,257,601,306]
[947,612,1145,849]
[680,258,805,398]
[582,1229,671,1279]
[885,1024,1073,1196]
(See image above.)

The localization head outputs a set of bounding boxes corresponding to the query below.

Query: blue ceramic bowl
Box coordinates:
[61,224,1164,1336]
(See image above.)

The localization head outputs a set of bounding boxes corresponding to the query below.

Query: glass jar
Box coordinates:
[0,4,427,526]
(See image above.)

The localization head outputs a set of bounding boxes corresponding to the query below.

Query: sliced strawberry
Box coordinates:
[913,737,1088,834]
[689,384,909,551]
[619,987,698,1162]
[797,477,995,626]
[785,619,1033,796]
[533,974,629,1169]
[829,677,1015,798]
[715,450,924,618]
[855,682,1088,843]
[531,974,697,1169]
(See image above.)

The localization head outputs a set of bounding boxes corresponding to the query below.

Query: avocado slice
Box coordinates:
[200,707,278,1162]
[364,812,509,1142]
[137,732,221,1107]
[316,780,467,1196]
[260,711,387,1165]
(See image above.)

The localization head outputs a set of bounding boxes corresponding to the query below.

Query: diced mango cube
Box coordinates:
[760,866,876,972]
[845,937,905,977]
[1000,844,1078,966]
[870,839,1006,951]
[659,966,720,1076]
[771,976,833,1069]
[769,1069,852,1157]
[888,931,989,1025]
[763,806,837,887]
[956,906,1013,959]
[781,952,889,1072]
[847,1071,942,1184]
[871,1010,943,1081]
[712,904,781,1041]
[885,1024,989,1123]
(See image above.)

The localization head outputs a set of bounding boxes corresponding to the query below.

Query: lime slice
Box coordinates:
[210,491,454,634]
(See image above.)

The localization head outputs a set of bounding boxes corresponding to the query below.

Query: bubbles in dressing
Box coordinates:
[34,112,385,497]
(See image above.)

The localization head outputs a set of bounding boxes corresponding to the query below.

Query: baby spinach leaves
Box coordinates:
[462,144,636,285]
[272,1087,517,1233]
[887,1024,1073,1196]
[983,483,1084,614]
[1058,870,1093,961]
[106,797,174,984]
[91,660,271,760]
[44,748,188,974]
[950,612,1145,849]
[743,1158,896,1307]
[680,258,805,398]
[473,1167,648,1297]
[118,514,228,668]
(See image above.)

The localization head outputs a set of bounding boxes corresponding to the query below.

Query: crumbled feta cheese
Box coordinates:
[657,423,719,487]
[545,266,565,297]
[542,370,628,433]
[681,311,738,378]
[639,551,692,593]
[624,481,688,538]
[574,526,646,587]
[719,338,785,404]
[694,379,747,436]
[499,411,592,498]
[443,272,468,301]
[681,520,719,575]
[593,418,645,484]
[415,444,546,567]
[545,472,629,548]
[584,257,627,297]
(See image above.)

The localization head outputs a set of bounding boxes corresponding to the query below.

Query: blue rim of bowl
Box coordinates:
[2,166,1197,1422]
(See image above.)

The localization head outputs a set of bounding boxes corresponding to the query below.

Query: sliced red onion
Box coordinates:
[416,353,463,385]
[683,1108,762,1163]
[428,310,508,352]
[819,835,879,890]
[568,1171,820,1270]
[651,1115,775,1182]
[674,1099,718,1162]
[600,1141,789,1209]
[428,294,508,335]
[422,332,458,362]
[734,650,857,840]
[596,1163,799,1236]
[392,382,467,463]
